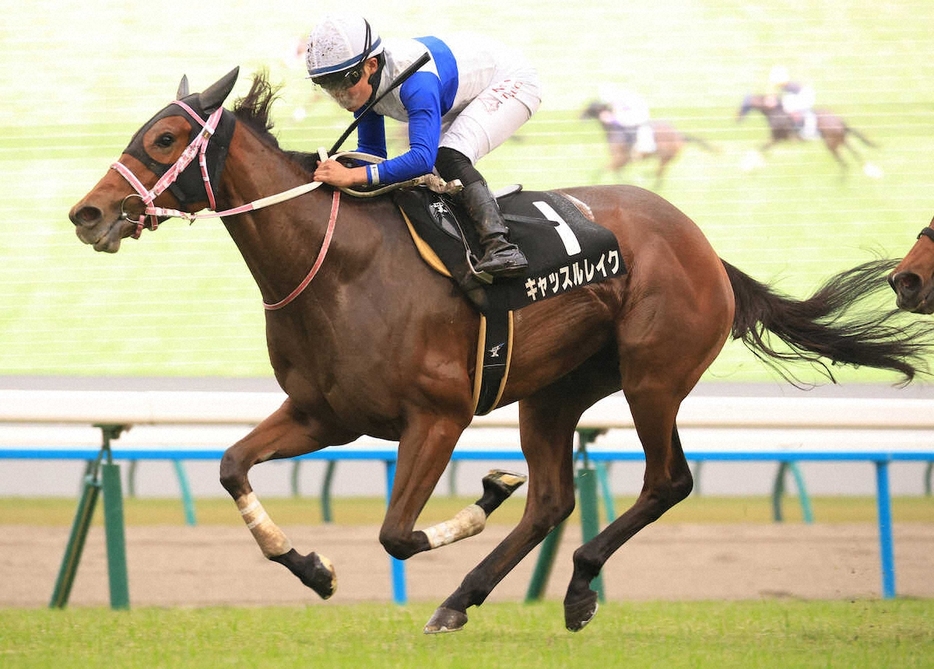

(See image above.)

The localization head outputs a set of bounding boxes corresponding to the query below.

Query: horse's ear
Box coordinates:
[199,67,240,113]
[176,75,190,99]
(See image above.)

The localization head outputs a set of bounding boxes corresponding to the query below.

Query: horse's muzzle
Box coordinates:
[69,202,133,253]
[888,269,934,314]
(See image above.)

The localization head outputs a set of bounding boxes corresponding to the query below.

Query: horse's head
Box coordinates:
[889,219,934,314]
[736,94,756,121]
[69,68,240,252]
[737,94,782,120]
[580,101,610,120]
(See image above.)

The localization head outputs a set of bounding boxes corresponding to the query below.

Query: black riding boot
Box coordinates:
[460,180,528,279]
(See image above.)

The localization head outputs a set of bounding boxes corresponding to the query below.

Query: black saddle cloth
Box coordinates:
[393,186,626,314]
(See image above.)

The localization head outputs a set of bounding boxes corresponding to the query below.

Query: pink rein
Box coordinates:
[110,99,338,311]
[262,189,339,311]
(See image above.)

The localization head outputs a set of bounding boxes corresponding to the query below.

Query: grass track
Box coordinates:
[3,496,931,666]
[1,600,932,668]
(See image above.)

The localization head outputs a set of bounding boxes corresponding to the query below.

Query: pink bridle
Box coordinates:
[111,100,225,237]
[110,99,339,311]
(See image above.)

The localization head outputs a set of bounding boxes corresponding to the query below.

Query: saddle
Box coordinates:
[393,185,626,414]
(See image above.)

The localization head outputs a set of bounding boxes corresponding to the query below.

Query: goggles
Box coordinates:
[312,66,365,92]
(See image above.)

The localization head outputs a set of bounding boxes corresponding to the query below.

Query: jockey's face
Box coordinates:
[321,58,379,112]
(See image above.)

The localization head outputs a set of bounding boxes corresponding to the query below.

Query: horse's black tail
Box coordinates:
[683,134,720,153]
[722,258,932,385]
[844,124,878,148]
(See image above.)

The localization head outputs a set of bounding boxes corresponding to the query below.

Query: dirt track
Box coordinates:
[2,522,932,608]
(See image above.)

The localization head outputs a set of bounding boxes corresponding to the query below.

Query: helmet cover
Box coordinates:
[306,14,383,79]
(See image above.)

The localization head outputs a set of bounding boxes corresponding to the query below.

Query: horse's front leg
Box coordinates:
[653,156,674,189]
[377,413,525,561]
[219,398,359,599]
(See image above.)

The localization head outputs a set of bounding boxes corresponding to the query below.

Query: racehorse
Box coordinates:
[737,94,878,174]
[581,101,716,188]
[70,69,932,634]
[889,215,934,313]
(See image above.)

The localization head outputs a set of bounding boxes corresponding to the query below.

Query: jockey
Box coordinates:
[598,87,656,154]
[768,65,817,140]
[306,14,542,279]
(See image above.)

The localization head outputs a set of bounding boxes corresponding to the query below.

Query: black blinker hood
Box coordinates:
[122,93,235,207]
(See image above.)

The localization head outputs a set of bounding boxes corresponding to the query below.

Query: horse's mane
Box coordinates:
[231,71,319,174]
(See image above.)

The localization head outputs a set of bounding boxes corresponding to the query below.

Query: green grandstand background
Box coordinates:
[2,0,932,384]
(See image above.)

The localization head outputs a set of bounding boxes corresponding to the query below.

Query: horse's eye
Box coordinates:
[154,133,175,149]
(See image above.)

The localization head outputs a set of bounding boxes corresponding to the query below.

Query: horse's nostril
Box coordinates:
[890,272,920,295]
[70,205,102,227]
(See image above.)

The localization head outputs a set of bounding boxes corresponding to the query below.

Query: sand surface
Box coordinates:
[2,522,932,608]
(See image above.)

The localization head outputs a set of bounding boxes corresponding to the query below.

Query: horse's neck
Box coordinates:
[217,129,344,304]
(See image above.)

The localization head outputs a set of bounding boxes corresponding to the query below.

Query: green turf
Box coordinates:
[1,600,932,668]
[2,1,934,384]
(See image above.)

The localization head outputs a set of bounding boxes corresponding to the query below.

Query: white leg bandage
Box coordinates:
[422,504,487,549]
[237,492,293,558]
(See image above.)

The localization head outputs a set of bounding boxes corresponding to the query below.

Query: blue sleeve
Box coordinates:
[373,72,442,184]
[354,113,387,159]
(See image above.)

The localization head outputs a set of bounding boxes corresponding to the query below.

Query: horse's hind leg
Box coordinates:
[823,137,850,173]
[564,396,693,631]
[424,368,614,633]
[653,155,675,189]
[567,424,691,630]
[843,140,864,163]
[219,399,358,599]
[564,268,730,631]
[839,138,875,176]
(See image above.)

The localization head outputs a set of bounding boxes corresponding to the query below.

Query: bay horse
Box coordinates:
[737,94,878,174]
[889,215,934,313]
[70,69,931,634]
[581,101,716,188]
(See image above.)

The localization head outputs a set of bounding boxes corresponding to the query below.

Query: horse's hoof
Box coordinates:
[423,607,468,634]
[483,469,527,496]
[298,552,337,599]
[564,590,599,632]
[476,470,528,516]
[270,549,336,598]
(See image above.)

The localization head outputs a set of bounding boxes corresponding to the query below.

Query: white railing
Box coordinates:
[5,387,934,431]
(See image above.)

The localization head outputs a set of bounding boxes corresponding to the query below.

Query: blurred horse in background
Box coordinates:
[737,94,880,176]
[581,101,717,188]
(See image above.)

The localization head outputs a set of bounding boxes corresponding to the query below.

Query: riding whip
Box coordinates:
[328,51,432,156]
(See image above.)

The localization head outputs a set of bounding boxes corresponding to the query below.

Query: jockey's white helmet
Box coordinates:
[769,65,790,87]
[305,15,383,80]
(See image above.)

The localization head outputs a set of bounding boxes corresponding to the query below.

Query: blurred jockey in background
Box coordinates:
[768,65,817,140]
[597,86,657,155]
